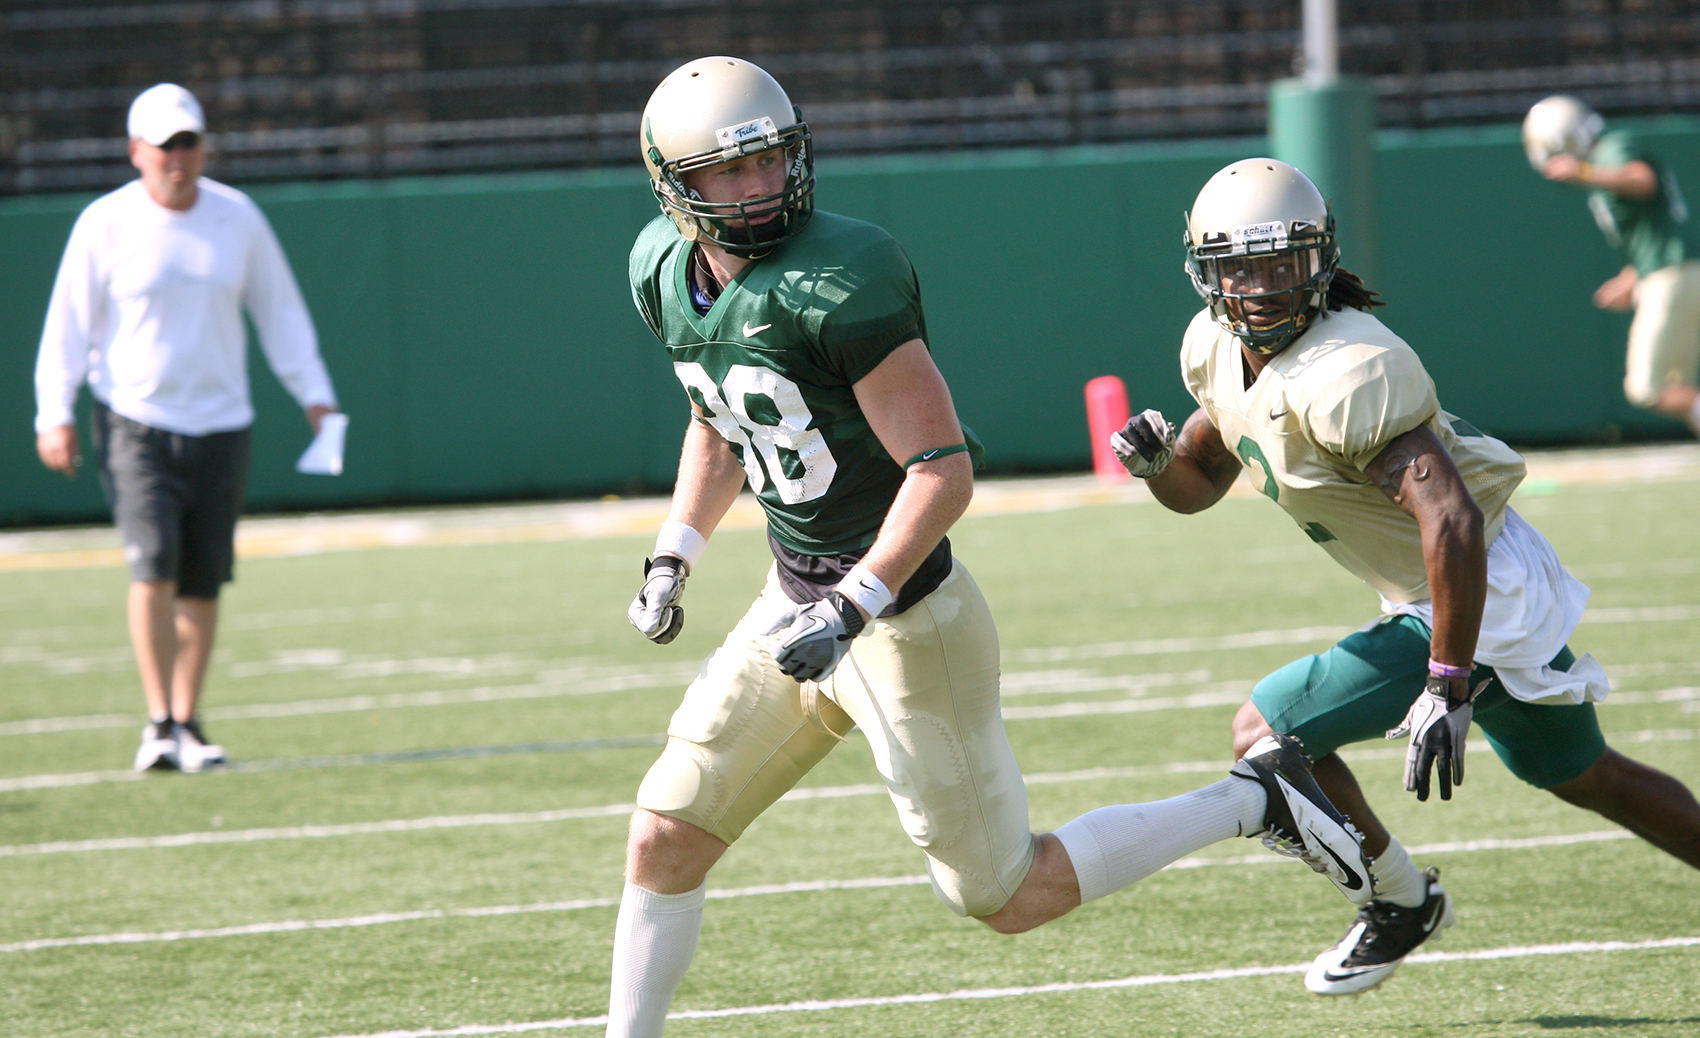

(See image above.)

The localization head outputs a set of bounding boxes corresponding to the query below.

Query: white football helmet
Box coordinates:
[640,56,814,256]
[1522,95,1605,172]
[1185,158,1338,355]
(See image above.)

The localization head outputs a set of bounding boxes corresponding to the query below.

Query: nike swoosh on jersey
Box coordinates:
[1270,406,1292,419]
[743,321,773,337]
[1309,829,1367,891]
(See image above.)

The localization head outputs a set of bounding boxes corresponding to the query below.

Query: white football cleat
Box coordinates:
[1230,732,1373,904]
[174,718,226,774]
[134,720,179,771]
[1306,867,1455,995]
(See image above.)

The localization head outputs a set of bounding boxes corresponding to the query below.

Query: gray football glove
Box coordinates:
[1110,409,1178,478]
[764,592,866,683]
[627,556,687,644]
[1387,675,1487,801]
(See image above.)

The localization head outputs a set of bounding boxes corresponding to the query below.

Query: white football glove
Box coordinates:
[627,556,687,644]
[764,592,866,683]
[1110,409,1178,478]
[1387,675,1488,801]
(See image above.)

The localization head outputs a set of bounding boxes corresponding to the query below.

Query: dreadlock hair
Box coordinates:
[1326,266,1385,312]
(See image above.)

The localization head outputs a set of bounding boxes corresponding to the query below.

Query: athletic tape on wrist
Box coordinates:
[654,521,707,571]
[1428,659,1472,679]
[836,563,894,621]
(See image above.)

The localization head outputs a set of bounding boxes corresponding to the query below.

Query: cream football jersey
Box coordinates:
[1180,306,1526,603]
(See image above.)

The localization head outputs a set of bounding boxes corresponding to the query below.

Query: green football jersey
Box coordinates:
[1588,129,1695,276]
[630,210,942,556]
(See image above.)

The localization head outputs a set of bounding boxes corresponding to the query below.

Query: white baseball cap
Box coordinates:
[127,83,205,145]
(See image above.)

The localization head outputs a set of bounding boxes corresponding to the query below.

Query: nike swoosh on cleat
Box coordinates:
[743,321,773,337]
[1308,828,1366,890]
[1321,964,1394,981]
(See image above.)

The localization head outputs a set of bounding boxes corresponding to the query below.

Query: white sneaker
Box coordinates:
[134,720,179,771]
[174,718,226,774]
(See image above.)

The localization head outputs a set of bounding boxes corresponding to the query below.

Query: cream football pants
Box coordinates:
[1625,260,1700,407]
[635,559,1035,917]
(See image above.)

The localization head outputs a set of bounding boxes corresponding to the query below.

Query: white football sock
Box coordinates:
[606,881,706,1038]
[1367,836,1428,908]
[1053,778,1266,904]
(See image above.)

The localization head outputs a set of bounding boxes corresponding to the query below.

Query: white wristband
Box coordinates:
[835,563,894,620]
[654,521,707,571]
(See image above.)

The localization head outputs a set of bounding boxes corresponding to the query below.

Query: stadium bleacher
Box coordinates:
[5,0,1700,195]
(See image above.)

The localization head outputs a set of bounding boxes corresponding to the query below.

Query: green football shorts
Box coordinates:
[1250,614,1607,789]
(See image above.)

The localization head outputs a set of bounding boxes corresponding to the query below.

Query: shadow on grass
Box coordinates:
[1525,1018,1700,1031]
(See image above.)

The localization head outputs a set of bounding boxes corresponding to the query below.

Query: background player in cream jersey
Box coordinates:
[1114,158,1700,996]
[605,61,1372,1038]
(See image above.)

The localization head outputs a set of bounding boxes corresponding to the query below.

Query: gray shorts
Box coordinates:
[90,403,251,598]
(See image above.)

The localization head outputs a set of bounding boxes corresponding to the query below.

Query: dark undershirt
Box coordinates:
[768,532,952,618]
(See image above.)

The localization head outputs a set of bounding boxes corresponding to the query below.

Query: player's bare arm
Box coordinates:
[1593,264,1640,312]
[660,403,748,551]
[1365,424,1486,700]
[849,338,974,616]
[627,404,750,646]
[1542,154,1659,199]
[1145,408,1241,514]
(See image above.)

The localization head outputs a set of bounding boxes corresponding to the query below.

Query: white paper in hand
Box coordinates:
[296,412,348,476]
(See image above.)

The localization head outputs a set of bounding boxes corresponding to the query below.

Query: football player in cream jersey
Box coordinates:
[1115,158,1700,996]
[605,63,1373,1038]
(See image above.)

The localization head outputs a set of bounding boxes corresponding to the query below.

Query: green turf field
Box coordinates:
[3,460,1698,1038]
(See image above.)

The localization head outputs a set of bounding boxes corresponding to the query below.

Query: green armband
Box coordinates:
[903,443,970,468]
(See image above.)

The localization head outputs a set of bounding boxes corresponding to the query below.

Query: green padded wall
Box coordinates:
[4,119,1697,526]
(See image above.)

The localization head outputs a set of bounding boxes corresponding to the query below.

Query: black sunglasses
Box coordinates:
[160,132,202,152]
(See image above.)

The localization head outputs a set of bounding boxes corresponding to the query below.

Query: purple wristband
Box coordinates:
[1428,659,1472,679]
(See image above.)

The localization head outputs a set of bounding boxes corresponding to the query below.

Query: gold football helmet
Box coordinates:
[1522,95,1605,171]
[640,56,814,256]
[1185,158,1339,355]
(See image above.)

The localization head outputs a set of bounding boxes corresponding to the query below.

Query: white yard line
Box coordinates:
[1006,626,1351,664]
[0,665,699,738]
[3,443,1696,572]
[0,829,1650,957]
[315,935,1699,1036]
[0,802,639,858]
[12,604,1695,740]
[4,730,1692,858]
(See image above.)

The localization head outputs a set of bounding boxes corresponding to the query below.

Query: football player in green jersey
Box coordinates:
[605,59,1374,1038]
[1525,95,1700,435]
[1115,157,1700,998]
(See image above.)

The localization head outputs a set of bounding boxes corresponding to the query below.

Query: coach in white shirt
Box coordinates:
[33,83,339,773]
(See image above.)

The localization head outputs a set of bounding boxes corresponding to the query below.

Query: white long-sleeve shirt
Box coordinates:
[34,177,337,436]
